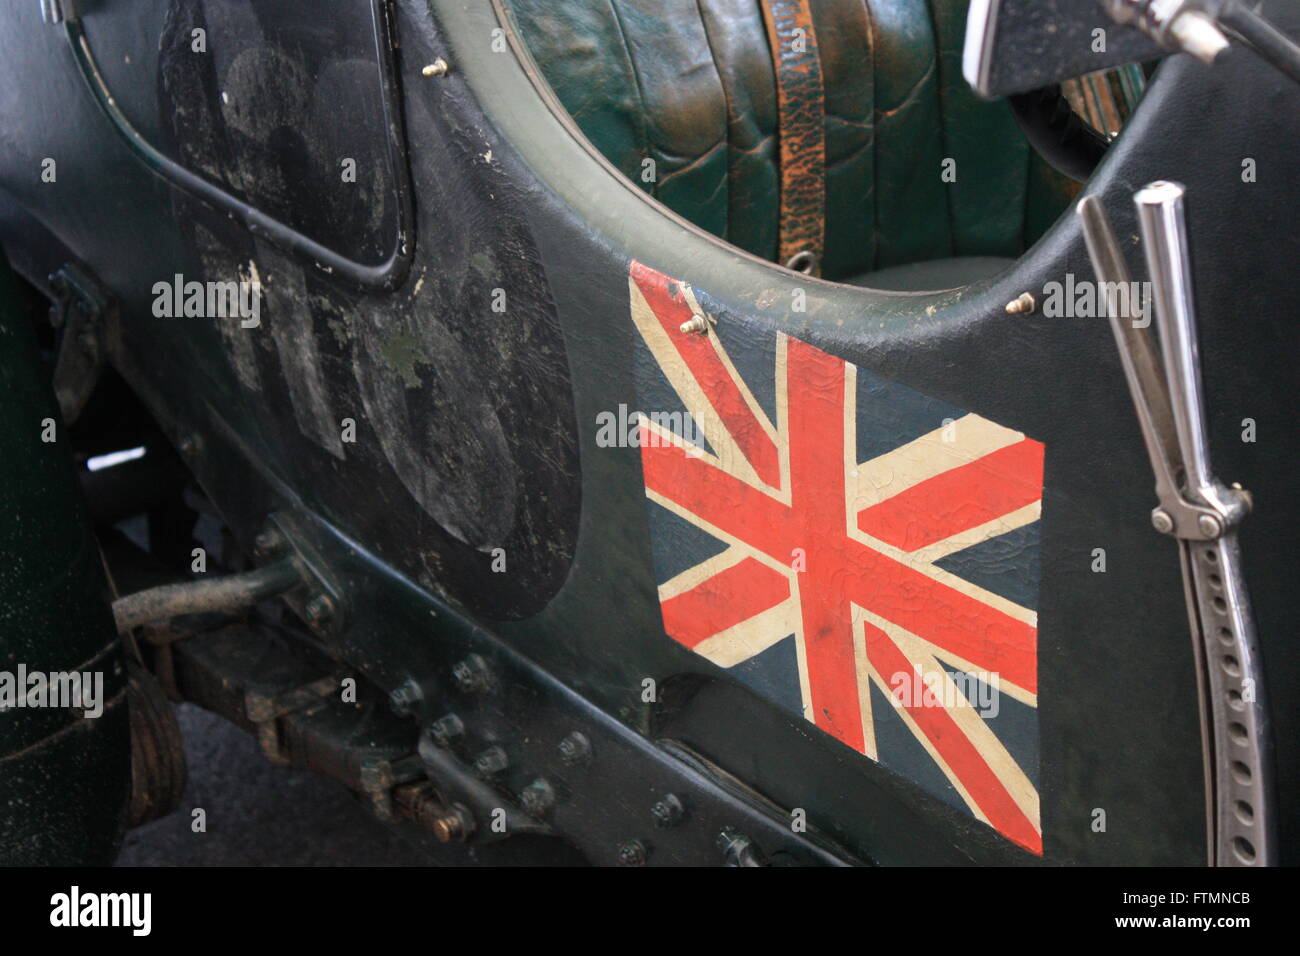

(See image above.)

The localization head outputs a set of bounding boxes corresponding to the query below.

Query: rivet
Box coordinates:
[1151,509,1174,534]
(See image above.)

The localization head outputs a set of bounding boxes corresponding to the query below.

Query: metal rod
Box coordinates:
[1134,181,1215,494]
[1221,1,1300,87]
[112,558,302,634]
[1078,196,1182,502]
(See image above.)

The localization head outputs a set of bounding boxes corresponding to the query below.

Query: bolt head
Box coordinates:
[388,679,422,715]
[305,593,335,628]
[473,746,509,777]
[1198,514,1223,538]
[650,793,684,828]
[1151,509,1174,534]
[557,731,591,765]
[618,840,647,866]
[451,654,490,693]
[428,713,464,747]
[520,779,555,818]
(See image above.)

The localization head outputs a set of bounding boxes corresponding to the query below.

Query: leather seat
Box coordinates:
[507,0,1079,286]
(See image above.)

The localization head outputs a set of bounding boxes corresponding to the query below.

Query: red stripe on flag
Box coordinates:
[660,557,790,649]
[640,425,1038,693]
[639,428,791,565]
[784,338,867,752]
[857,439,1045,552]
[847,555,1039,695]
[862,622,1043,855]
[631,262,782,489]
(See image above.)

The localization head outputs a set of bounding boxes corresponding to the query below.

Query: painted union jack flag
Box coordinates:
[629,261,1046,854]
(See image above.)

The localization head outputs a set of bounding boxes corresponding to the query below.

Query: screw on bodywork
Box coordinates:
[650,793,685,828]
[557,731,591,765]
[428,712,464,747]
[679,308,715,336]
[618,839,647,866]
[520,778,555,818]
[473,745,509,777]
[388,677,423,716]
[451,653,491,693]
[422,58,449,77]
[1005,292,1037,315]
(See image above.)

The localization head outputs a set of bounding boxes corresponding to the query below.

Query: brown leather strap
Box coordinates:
[759,0,826,275]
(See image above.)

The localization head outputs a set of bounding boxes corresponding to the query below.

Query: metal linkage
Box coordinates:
[1102,1,1231,64]
[111,557,302,635]
[1079,186,1275,867]
[1219,1,1300,86]
[1104,0,1300,87]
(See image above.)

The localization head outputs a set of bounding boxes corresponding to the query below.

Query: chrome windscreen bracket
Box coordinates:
[1079,185,1275,866]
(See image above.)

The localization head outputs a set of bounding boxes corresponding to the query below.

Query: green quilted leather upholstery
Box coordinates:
[507,0,1078,283]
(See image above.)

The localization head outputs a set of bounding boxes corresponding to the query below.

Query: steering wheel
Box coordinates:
[1007,84,1114,183]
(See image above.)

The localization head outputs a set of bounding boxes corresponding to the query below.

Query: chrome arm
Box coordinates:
[1078,187,1275,866]
[1136,183,1215,494]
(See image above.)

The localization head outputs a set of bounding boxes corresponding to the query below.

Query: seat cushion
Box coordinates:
[507,0,1077,281]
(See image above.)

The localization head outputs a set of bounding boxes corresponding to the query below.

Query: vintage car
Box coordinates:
[1,0,1297,869]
